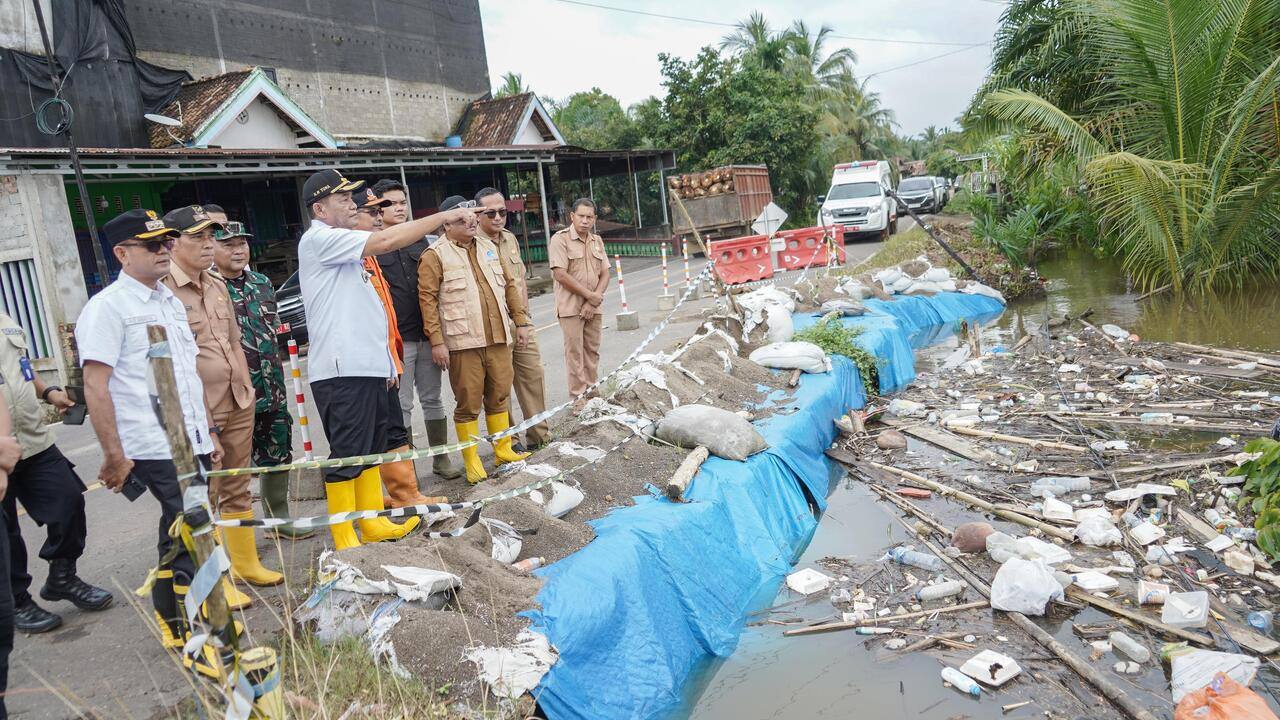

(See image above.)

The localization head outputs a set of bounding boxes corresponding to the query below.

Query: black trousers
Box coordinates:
[312,377,389,483]
[132,456,211,595]
[3,445,87,606]
[0,506,13,720]
[386,384,409,450]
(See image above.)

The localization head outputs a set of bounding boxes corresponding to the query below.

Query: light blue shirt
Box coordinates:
[298,218,395,383]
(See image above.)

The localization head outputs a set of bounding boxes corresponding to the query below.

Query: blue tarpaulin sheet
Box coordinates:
[526,292,1005,720]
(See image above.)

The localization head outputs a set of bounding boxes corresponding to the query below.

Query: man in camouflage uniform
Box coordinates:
[210,218,311,539]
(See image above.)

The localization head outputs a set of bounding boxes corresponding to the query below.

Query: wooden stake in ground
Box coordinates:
[667,446,709,501]
[146,326,237,674]
[940,422,1091,454]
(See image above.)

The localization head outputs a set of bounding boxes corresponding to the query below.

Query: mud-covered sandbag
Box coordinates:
[923,267,952,283]
[764,304,794,343]
[654,404,768,461]
[890,276,913,293]
[749,341,832,373]
[900,259,930,278]
[820,299,866,316]
[836,278,874,300]
[873,267,904,286]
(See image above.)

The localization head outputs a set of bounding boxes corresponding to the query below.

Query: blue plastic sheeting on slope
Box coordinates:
[525,292,1004,720]
[792,311,915,393]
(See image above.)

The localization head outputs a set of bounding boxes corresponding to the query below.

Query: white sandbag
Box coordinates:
[903,281,942,296]
[990,558,1063,615]
[936,279,957,292]
[873,267,904,286]
[923,267,952,283]
[961,281,1006,304]
[749,341,832,374]
[837,278,873,300]
[764,304,794,343]
[480,518,523,564]
[820,299,866,316]
[890,276,914,293]
[654,404,769,461]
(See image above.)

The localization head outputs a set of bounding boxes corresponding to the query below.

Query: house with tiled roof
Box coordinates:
[455,92,565,147]
[148,67,336,150]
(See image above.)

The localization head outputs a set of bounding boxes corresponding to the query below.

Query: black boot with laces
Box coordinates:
[40,559,114,611]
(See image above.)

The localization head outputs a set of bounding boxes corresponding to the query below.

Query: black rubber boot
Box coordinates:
[14,600,62,633]
[40,559,114,611]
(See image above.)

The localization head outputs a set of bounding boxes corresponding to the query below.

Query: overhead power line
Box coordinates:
[546,0,991,47]
[864,42,990,78]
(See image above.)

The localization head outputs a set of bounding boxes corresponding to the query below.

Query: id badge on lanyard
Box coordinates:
[19,355,34,382]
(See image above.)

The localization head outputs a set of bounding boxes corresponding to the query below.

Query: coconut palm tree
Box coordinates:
[985,0,1280,293]
[825,71,898,159]
[719,11,792,72]
[785,20,857,96]
[494,72,528,98]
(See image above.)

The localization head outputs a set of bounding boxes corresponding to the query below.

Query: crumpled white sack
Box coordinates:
[465,630,559,699]
[961,281,1005,303]
[479,518,523,565]
[990,557,1063,615]
[381,565,462,602]
[764,303,794,343]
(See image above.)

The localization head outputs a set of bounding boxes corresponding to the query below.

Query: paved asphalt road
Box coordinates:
[6,233,887,719]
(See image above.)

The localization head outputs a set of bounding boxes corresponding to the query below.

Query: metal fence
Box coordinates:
[0,258,52,359]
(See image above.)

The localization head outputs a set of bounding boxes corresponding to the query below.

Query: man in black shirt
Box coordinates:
[370,179,461,480]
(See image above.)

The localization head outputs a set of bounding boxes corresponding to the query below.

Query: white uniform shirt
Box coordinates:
[298,218,395,383]
[75,273,214,459]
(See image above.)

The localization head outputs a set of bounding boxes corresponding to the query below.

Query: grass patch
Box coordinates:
[793,316,880,393]
[846,226,933,274]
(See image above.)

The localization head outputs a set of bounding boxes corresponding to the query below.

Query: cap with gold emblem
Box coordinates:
[355,187,389,209]
[102,209,180,245]
[303,168,365,205]
[162,205,224,235]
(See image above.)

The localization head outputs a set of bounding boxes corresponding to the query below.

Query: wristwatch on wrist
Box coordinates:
[209,426,222,436]
[41,385,63,402]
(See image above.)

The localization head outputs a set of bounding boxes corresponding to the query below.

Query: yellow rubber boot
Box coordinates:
[324,479,362,551]
[220,576,252,610]
[457,420,487,484]
[222,511,284,587]
[355,468,420,542]
[487,412,531,465]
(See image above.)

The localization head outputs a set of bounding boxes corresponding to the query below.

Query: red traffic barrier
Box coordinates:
[708,234,775,285]
[775,226,847,271]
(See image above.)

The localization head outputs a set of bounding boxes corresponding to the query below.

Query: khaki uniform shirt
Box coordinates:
[419,235,530,350]
[0,314,53,459]
[548,226,607,318]
[481,227,529,305]
[162,264,254,412]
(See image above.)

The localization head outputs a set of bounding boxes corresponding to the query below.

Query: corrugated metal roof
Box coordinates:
[148,69,253,148]
[457,93,539,147]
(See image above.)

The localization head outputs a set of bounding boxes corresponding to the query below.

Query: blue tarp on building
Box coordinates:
[526,292,1005,720]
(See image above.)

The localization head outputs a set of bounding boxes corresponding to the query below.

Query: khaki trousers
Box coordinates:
[209,401,255,514]
[447,344,514,423]
[559,314,602,398]
[511,331,550,446]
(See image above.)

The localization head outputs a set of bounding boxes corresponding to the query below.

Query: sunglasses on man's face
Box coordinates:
[121,238,175,253]
[479,208,508,219]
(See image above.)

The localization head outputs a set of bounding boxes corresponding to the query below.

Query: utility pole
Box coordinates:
[31,0,112,291]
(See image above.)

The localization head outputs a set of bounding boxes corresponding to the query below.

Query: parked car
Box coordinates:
[895,176,941,214]
[932,176,949,211]
[275,272,307,348]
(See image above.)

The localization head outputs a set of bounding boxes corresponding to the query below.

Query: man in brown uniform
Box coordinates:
[475,188,549,451]
[418,196,532,483]
[161,205,281,599]
[549,199,610,403]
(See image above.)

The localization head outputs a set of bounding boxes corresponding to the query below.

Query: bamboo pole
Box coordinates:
[865,461,1076,542]
[666,446,709,501]
[146,326,237,674]
[783,601,989,637]
[939,422,1090,454]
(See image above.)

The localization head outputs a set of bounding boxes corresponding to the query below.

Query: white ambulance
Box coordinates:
[816,160,897,241]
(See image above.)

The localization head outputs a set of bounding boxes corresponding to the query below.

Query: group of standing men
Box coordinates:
[0,166,612,701]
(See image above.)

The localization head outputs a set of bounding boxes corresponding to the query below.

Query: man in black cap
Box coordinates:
[298,169,472,551]
[418,195,532,484]
[75,209,226,677]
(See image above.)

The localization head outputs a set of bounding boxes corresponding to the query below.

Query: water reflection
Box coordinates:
[999,249,1280,352]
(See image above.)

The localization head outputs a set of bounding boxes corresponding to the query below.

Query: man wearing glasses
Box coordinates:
[75,209,224,676]
[475,188,549,451]
[351,188,446,508]
[418,196,532,483]
[369,179,462,482]
[210,219,312,540]
[161,206,280,598]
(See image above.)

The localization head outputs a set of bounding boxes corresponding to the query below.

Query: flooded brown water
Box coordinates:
[1002,249,1280,353]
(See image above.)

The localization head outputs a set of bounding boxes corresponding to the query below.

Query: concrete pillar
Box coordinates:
[658,167,669,228]
[536,160,552,243]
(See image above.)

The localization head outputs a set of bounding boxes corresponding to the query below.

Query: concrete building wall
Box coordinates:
[0,173,88,382]
[0,0,50,55]
[211,97,301,149]
[122,0,490,142]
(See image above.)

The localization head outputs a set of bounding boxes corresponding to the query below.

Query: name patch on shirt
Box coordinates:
[1,327,21,336]
[124,314,159,326]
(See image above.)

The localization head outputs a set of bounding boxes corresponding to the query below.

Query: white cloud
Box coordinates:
[477,0,1003,137]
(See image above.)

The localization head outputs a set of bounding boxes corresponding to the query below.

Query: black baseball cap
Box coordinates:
[303,169,364,204]
[439,195,474,212]
[354,187,389,209]
[163,205,224,234]
[102,209,179,245]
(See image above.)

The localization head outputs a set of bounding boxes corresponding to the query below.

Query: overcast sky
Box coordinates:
[476,0,1003,138]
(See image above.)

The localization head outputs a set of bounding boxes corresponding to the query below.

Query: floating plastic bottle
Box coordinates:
[888,547,945,572]
[916,581,965,601]
[1225,526,1257,542]
[1248,611,1273,634]
[853,626,894,635]
[941,667,981,698]
[1108,631,1150,663]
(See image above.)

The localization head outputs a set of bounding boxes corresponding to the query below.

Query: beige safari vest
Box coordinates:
[0,314,54,459]
[431,235,513,351]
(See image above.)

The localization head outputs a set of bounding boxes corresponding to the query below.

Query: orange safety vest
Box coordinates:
[363,257,404,374]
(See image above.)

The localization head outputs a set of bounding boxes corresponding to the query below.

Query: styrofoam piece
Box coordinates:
[1129,522,1166,545]
[1042,497,1074,521]
[1072,570,1120,592]
[786,568,833,595]
[1204,534,1236,552]
[959,649,1022,687]
[1162,591,1210,628]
